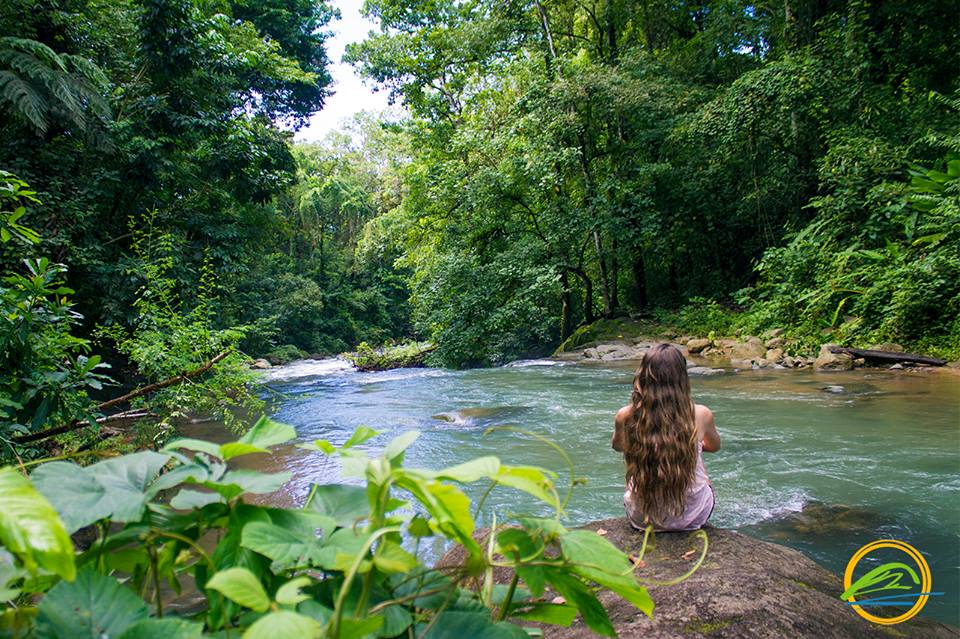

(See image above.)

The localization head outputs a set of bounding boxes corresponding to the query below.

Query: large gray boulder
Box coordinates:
[814,344,854,371]
[543,519,956,638]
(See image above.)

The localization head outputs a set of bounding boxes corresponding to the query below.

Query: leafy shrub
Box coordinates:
[98,215,262,430]
[0,418,681,637]
[653,297,739,337]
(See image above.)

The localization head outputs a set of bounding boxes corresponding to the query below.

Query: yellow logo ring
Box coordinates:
[843,539,932,625]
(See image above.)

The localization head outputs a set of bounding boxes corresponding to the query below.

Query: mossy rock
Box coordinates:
[554,318,657,354]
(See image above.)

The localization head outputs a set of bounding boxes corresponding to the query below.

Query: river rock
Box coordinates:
[583,347,601,359]
[765,347,784,362]
[768,327,786,338]
[889,363,904,370]
[687,366,725,376]
[814,344,854,371]
[730,337,766,362]
[764,336,784,349]
[442,519,957,639]
[686,338,711,354]
[251,358,272,369]
[822,385,845,394]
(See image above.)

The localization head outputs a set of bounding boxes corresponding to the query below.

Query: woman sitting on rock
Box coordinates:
[613,343,721,531]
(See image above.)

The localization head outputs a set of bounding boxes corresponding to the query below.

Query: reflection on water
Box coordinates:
[185,359,960,625]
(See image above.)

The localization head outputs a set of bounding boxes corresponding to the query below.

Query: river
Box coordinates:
[217,357,959,625]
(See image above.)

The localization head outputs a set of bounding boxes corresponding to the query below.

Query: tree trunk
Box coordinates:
[559,270,572,340]
[610,236,619,313]
[593,229,612,317]
[631,251,647,310]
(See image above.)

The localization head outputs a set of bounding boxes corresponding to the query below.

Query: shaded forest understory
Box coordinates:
[2,0,959,452]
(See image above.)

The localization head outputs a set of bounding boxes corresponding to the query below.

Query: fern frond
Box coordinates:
[0,69,49,132]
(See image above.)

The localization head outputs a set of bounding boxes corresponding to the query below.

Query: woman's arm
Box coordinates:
[612,405,631,452]
[695,404,721,452]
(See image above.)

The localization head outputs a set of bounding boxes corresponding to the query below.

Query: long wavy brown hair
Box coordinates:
[623,343,698,521]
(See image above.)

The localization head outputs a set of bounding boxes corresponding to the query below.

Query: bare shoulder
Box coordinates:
[615,404,633,425]
[694,404,714,422]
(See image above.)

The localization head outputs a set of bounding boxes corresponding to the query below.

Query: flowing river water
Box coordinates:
[198,357,960,625]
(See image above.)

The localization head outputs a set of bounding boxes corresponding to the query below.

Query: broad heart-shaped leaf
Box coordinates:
[0,466,75,580]
[31,461,108,533]
[35,567,149,638]
[205,567,271,612]
[86,451,171,522]
[560,530,654,616]
[417,611,528,639]
[116,617,204,639]
[305,484,369,527]
[243,611,321,639]
[236,416,296,450]
[240,522,326,570]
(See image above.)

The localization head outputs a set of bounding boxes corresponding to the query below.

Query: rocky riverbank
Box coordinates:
[552,318,957,374]
[445,518,957,638]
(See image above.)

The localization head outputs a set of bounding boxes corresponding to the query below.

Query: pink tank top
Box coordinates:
[623,441,714,531]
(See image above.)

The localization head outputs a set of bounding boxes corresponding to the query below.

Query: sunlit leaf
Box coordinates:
[205,567,271,613]
[0,467,75,579]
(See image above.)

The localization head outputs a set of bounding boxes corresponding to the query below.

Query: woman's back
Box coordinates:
[613,344,720,532]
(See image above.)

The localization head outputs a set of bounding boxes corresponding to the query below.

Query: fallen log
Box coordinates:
[828,346,946,366]
[12,351,232,445]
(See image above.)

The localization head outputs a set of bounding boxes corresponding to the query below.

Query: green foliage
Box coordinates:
[97,214,262,430]
[0,37,110,136]
[653,298,739,338]
[346,340,435,371]
[0,248,111,452]
[0,418,665,637]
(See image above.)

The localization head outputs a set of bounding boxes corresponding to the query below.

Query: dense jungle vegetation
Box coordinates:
[2,1,959,445]
[0,1,957,636]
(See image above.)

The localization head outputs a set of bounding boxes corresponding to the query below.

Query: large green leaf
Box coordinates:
[417,611,528,639]
[205,567,271,613]
[305,484,369,527]
[240,521,326,569]
[243,611,321,639]
[35,567,149,638]
[31,462,108,533]
[0,466,75,579]
[116,618,204,639]
[237,416,296,450]
[560,530,654,616]
[86,451,171,522]
[339,615,385,639]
